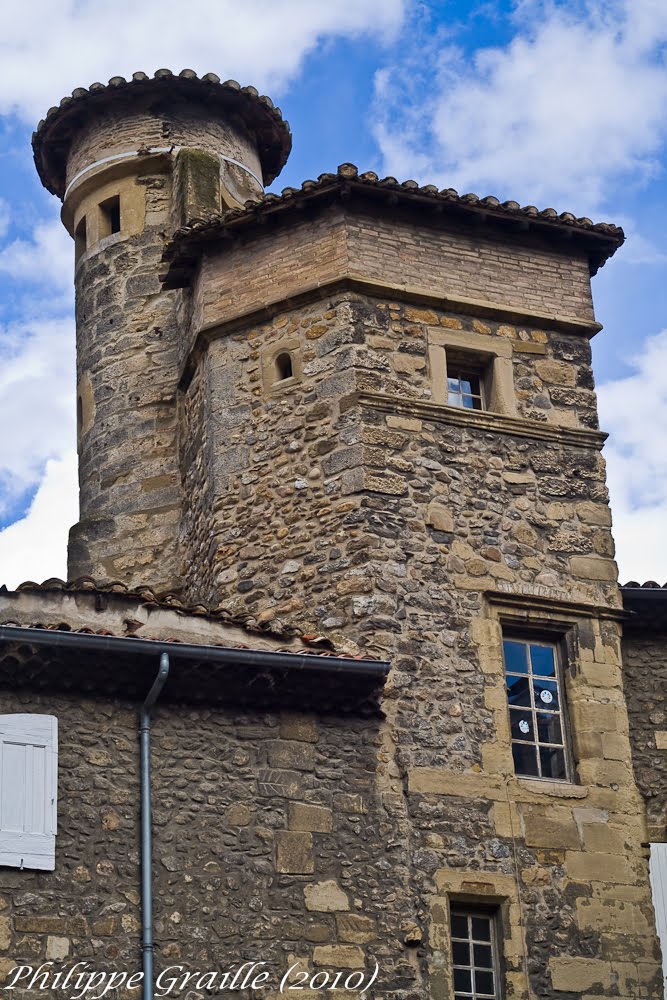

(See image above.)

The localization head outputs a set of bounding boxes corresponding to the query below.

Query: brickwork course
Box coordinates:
[0,68,663,999]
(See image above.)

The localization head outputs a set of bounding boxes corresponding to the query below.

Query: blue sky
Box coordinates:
[0,0,666,585]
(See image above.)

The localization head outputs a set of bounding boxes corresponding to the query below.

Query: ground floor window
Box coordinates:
[450,908,501,1000]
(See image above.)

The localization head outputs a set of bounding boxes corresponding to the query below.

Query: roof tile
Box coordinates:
[161,163,624,289]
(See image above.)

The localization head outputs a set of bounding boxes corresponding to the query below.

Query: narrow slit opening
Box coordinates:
[74,216,87,264]
[275,352,293,381]
[99,195,121,238]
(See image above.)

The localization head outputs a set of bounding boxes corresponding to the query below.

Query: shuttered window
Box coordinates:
[0,715,57,871]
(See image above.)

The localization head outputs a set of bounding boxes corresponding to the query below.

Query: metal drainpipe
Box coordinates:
[140,652,170,1000]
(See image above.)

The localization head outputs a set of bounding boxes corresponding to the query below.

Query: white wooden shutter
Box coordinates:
[650,843,667,999]
[0,715,57,871]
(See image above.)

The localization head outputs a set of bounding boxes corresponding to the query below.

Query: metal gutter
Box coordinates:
[620,587,667,605]
[140,653,170,1000]
[0,625,390,678]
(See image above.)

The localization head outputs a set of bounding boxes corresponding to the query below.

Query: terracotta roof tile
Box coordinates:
[161,162,624,288]
[1,576,334,648]
[0,620,367,659]
[32,69,292,197]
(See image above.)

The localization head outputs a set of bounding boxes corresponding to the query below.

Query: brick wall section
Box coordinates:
[189,208,349,367]
[191,203,596,348]
[345,207,596,321]
[622,628,667,839]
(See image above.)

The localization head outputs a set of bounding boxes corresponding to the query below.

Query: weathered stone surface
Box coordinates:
[622,624,667,836]
[335,914,377,944]
[275,832,314,874]
[549,957,613,992]
[288,803,333,833]
[304,881,350,912]
[46,935,70,960]
[312,945,365,968]
[426,502,454,533]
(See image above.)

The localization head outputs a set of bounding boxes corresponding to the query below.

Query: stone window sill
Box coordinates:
[516,777,588,799]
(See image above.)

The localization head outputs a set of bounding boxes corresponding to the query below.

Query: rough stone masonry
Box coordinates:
[0,68,660,1000]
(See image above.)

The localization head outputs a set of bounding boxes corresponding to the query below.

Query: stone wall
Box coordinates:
[0,590,661,1000]
[622,625,667,841]
[70,169,182,590]
[180,292,613,618]
[171,287,664,997]
[0,673,421,1000]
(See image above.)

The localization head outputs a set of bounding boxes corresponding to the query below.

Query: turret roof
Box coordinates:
[33,68,292,198]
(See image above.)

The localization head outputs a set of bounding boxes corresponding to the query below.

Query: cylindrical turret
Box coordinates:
[33,69,291,591]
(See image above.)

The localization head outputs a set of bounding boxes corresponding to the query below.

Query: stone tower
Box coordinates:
[33,69,290,591]
[30,70,664,998]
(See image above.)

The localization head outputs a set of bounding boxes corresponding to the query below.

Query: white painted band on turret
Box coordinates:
[63,147,264,201]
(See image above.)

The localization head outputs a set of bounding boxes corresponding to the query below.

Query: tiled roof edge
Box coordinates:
[161,162,625,288]
[0,576,334,649]
[32,69,292,196]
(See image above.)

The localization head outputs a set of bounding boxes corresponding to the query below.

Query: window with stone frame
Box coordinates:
[450,906,503,1000]
[99,194,121,238]
[445,349,491,411]
[502,635,572,781]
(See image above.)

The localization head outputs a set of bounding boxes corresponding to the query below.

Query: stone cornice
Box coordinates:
[358,391,608,451]
[484,587,627,622]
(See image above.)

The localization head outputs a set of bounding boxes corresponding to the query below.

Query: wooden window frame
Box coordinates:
[450,905,503,1000]
[502,632,574,783]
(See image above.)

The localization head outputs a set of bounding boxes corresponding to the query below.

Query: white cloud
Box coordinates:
[0,450,77,589]
[373,0,667,212]
[0,0,406,122]
[598,329,667,583]
[0,217,73,297]
[0,313,76,517]
[0,211,75,521]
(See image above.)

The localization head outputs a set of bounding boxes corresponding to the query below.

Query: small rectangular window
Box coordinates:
[445,350,488,410]
[450,907,501,1000]
[99,195,121,238]
[503,637,570,781]
[448,368,484,409]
